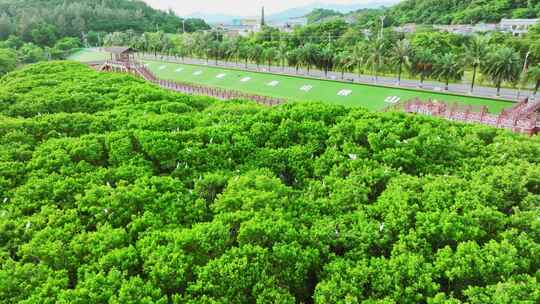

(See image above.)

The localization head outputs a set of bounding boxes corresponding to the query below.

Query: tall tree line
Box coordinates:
[130,20,540,96]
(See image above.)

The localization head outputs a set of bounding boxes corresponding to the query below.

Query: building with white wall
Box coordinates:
[499,18,540,36]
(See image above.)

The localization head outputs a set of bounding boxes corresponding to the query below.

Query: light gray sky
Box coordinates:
[142,0,391,16]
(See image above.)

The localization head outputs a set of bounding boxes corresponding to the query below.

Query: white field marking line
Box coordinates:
[240,77,251,82]
[193,71,203,76]
[158,65,166,70]
[385,96,400,103]
[175,68,184,72]
[267,80,279,87]
[300,85,313,92]
[216,73,226,79]
[337,89,352,96]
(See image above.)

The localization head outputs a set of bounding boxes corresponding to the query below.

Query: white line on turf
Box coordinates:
[300,85,313,92]
[216,73,226,79]
[267,81,279,87]
[385,96,400,103]
[193,71,203,75]
[240,77,251,82]
[337,89,352,96]
[175,68,183,72]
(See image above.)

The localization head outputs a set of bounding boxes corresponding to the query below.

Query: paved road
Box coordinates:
[138,53,535,102]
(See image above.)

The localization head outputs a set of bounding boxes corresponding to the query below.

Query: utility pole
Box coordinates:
[517,51,531,100]
[261,6,265,27]
[182,19,186,34]
[379,15,386,40]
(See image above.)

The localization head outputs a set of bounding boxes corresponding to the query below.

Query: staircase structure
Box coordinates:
[388,98,540,135]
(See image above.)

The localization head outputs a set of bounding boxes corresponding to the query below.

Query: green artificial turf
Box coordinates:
[68,49,110,62]
[144,60,514,112]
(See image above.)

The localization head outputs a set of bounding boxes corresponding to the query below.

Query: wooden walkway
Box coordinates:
[98,60,286,106]
[387,98,540,136]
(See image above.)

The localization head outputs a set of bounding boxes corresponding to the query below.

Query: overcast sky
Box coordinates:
[142,0,394,16]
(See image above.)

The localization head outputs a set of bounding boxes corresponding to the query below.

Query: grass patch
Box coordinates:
[145,60,514,112]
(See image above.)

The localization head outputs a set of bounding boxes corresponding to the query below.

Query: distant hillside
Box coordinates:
[305,8,344,24]
[268,1,397,22]
[387,0,540,25]
[189,0,399,24]
[0,0,209,42]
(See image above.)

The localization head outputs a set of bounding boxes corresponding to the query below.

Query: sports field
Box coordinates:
[68,49,110,62]
[144,60,513,112]
[67,49,514,112]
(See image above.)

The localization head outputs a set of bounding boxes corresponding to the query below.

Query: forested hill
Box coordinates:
[387,0,540,25]
[1,61,540,302]
[0,0,209,41]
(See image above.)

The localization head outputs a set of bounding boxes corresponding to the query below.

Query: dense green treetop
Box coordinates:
[349,0,540,26]
[388,0,540,25]
[0,0,209,43]
[0,61,539,303]
[306,8,344,24]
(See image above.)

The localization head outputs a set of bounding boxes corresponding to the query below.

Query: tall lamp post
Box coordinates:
[517,51,530,101]
[379,15,386,40]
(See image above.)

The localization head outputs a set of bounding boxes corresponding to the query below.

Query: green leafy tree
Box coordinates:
[250,44,264,69]
[482,46,522,96]
[18,43,45,63]
[410,48,435,88]
[366,38,385,83]
[464,35,489,93]
[286,48,302,74]
[0,48,16,76]
[30,24,58,47]
[300,43,319,75]
[263,47,278,71]
[0,12,15,40]
[352,41,368,78]
[334,50,354,79]
[390,39,411,85]
[523,65,540,97]
[433,53,464,90]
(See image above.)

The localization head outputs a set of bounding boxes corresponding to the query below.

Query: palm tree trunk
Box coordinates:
[420,73,425,88]
[445,79,449,91]
[534,80,539,97]
[245,59,248,69]
[397,61,402,85]
[496,81,501,96]
[470,64,477,93]
[341,70,345,80]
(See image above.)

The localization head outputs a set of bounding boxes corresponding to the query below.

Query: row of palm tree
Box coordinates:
[201,38,538,96]
[119,31,540,97]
